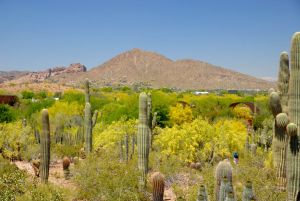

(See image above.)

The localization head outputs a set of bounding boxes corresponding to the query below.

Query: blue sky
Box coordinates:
[0,0,299,78]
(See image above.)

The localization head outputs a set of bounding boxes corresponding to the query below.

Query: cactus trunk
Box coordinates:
[287,32,300,200]
[40,109,50,183]
[84,103,92,153]
[137,92,150,189]
[278,52,290,113]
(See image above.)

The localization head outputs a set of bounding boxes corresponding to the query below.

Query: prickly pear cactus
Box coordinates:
[152,172,164,201]
[63,156,71,180]
[40,109,50,183]
[137,92,150,189]
[215,159,232,201]
[286,32,300,201]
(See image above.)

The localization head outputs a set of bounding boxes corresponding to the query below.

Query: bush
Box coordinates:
[21,91,35,99]
[0,104,15,123]
[74,153,143,201]
[0,157,27,200]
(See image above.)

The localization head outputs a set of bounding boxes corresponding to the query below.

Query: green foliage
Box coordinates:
[100,87,113,92]
[61,90,84,104]
[0,157,27,201]
[22,98,55,118]
[0,104,16,123]
[36,91,47,99]
[21,91,35,99]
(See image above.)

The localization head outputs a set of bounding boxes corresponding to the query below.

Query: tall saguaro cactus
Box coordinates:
[85,78,90,103]
[85,102,92,153]
[40,109,50,183]
[287,32,300,201]
[137,92,150,189]
[147,93,153,147]
[278,52,290,113]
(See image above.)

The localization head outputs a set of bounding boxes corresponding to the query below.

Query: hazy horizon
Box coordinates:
[0,0,299,79]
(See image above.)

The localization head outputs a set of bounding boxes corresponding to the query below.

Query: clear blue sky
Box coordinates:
[0,0,299,78]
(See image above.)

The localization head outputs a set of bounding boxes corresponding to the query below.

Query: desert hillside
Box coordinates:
[1,49,275,90]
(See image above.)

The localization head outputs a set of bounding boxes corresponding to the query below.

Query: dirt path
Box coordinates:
[14,160,76,190]
[14,160,176,200]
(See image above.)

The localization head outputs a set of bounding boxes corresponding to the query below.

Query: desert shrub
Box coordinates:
[0,104,16,123]
[233,105,253,120]
[0,157,27,200]
[22,98,55,118]
[93,118,136,150]
[154,118,247,163]
[0,121,34,160]
[74,153,142,201]
[36,90,47,99]
[169,103,193,125]
[61,90,84,104]
[100,87,113,92]
[16,180,65,201]
[21,91,35,99]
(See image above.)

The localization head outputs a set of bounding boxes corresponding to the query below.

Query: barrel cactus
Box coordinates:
[197,184,208,201]
[152,172,164,201]
[63,156,71,180]
[242,181,255,201]
[137,92,150,189]
[219,175,233,201]
[286,32,300,200]
[215,159,233,201]
[40,109,50,183]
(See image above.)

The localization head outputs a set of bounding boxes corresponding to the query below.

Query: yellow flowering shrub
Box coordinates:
[169,103,193,125]
[233,105,253,120]
[154,118,247,163]
[93,119,137,149]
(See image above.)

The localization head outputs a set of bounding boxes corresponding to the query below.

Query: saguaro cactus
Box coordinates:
[85,103,92,153]
[278,52,290,113]
[137,92,150,189]
[147,93,153,147]
[152,172,165,201]
[269,92,284,174]
[215,159,233,201]
[219,176,233,201]
[286,32,300,200]
[40,109,50,183]
[85,78,90,103]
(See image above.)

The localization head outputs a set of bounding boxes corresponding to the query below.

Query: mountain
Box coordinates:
[84,48,274,90]
[1,49,275,90]
[0,71,29,84]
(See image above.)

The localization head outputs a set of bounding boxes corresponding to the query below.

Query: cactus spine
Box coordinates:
[152,172,165,201]
[137,92,150,189]
[63,156,71,180]
[215,159,233,201]
[84,102,92,153]
[40,109,50,183]
[278,52,290,113]
[286,32,300,200]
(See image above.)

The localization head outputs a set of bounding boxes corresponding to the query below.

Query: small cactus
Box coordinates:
[197,184,208,201]
[31,159,40,177]
[63,156,71,180]
[215,159,233,201]
[152,172,165,201]
[242,181,255,201]
[219,176,233,201]
[225,191,236,201]
[40,109,50,183]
